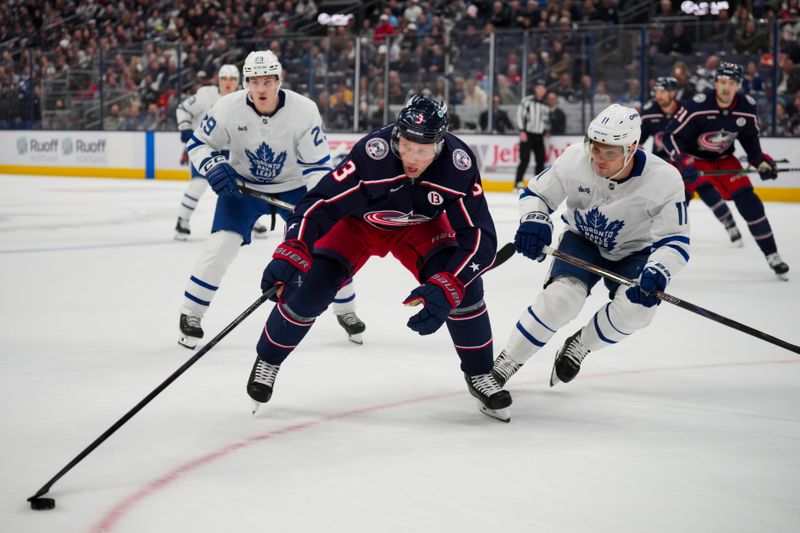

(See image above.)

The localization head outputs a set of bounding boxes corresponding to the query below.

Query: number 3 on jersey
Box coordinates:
[332,160,356,181]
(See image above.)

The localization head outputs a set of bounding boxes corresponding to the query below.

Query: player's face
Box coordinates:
[397,136,437,178]
[590,141,626,178]
[715,77,739,106]
[248,76,280,112]
[654,88,674,107]
[219,76,238,96]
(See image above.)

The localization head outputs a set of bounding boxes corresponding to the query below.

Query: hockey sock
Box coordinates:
[331,278,356,315]
[180,230,242,317]
[446,300,494,375]
[733,189,777,255]
[580,295,656,351]
[696,185,736,229]
[177,178,209,220]
[257,302,315,365]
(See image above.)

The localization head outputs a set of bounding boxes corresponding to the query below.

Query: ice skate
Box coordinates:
[465,373,512,423]
[252,222,269,239]
[726,225,743,247]
[766,252,789,281]
[178,314,204,349]
[550,330,590,387]
[247,357,281,414]
[175,217,191,240]
[336,311,366,344]
[491,350,523,387]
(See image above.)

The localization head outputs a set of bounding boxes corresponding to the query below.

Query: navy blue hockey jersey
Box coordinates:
[285,125,497,287]
[639,99,677,161]
[662,89,767,165]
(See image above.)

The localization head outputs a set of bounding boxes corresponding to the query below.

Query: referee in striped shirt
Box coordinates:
[515,81,550,189]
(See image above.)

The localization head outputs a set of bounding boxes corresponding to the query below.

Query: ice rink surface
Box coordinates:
[2,174,799,533]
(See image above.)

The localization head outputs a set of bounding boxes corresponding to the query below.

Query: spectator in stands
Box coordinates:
[489,1,513,28]
[597,0,620,25]
[547,91,566,134]
[654,0,676,19]
[672,61,696,100]
[463,78,488,108]
[496,74,520,105]
[555,72,577,102]
[49,99,71,130]
[658,22,693,55]
[374,14,394,44]
[103,104,122,130]
[777,57,800,96]
[786,89,800,134]
[141,102,165,130]
[735,19,768,54]
[742,61,766,95]
[119,104,141,131]
[450,76,466,105]
[593,80,612,107]
[404,0,423,24]
[526,51,546,88]
[774,102,791,136]
[480,95,514,133]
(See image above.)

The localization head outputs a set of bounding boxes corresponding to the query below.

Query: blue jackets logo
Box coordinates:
[574,207,624,252]
[245,142,287,183]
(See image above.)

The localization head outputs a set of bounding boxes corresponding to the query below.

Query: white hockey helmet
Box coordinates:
[586,104,641,177]
[218,64,240,80]
[241,50,282,89]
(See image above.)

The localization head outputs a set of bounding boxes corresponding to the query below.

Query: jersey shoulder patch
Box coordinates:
[692,93,706,103]
[365,137,389,160]
[745,94,756,106]
[452,148,472,171]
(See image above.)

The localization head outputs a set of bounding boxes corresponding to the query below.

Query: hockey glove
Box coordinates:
[515,211,553,262]
[204,156,243,197]
[675,155,698,184]
[180,129,193,144]
[403,272,464,335]
[756,154,778,181]
[261,239,312,302]
[625,262,669,308]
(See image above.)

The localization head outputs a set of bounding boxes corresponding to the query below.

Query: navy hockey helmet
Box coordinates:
[391,95,449,157]
[653,76,678,92]
[714,62,744,83]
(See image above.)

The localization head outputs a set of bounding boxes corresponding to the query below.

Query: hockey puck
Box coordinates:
[29,497,56,511]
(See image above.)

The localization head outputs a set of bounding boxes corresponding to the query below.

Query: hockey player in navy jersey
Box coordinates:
[641,76,744,245]
[246,95,512,422]
[173,64,269,240]
[179,50,365,349]
[663,62,789,279]
[491,104,690,388]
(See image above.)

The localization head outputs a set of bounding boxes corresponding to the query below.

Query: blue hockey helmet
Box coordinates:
[653,76,678,92]
[391,94,449,157]
[714,62,744,83]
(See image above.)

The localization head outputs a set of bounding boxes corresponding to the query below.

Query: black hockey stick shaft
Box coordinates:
[241,186,517,271]
[698,167,800,176]
[26,286,279,503]
[543,246,800,355]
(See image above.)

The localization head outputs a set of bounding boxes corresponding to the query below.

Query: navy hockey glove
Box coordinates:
[756,154,778,180]
[203,156,242,197]
[625,262,669,308]
[261,239,312,302]
[676,155,698,184]
[180,129,193,144]
[403,272,464,335]
[515,211,553,262]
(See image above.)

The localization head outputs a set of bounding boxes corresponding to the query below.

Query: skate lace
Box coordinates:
[253,360,279,386]
[338,312,361,326]
[493,352,521,381]
[184,315,201,329]
[563,337,589,364]
[469,373,502,396]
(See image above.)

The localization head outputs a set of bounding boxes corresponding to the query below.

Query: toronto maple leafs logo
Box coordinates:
[245,142,287,183]
[573,207,624,252]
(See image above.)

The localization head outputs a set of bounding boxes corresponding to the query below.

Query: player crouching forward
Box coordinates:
[247,95,512,422]
[492,104,690,388]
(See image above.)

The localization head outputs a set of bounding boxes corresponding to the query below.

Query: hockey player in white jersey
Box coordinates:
[491,104,690,387]
[174,64,269,240]
[179,50,365,348]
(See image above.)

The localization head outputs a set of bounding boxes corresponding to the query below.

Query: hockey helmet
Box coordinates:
[242,50,282,89]
[586,104,641,174]
[653,76,677,92]
[218,64,240,80]
[714,62,744,83]
[391,94,449,157]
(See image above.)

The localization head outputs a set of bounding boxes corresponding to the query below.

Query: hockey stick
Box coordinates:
[240,186,517,272]
[26,286,280,510]
[698,167,800,176]
[542,245,800,355]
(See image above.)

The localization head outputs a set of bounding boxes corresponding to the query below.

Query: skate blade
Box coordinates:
[549,364,561,388]
[731,239,744,248]
[174,234,189,241]
[775,272,789,281]
[251,401,263,415]
[178,336,199,350]
[347,333,364,345]
[478,403,510,423]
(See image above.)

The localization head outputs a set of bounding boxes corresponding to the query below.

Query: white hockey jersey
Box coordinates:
[521,143,690,278]
[176,85,220,132]
[187,89,332,193]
